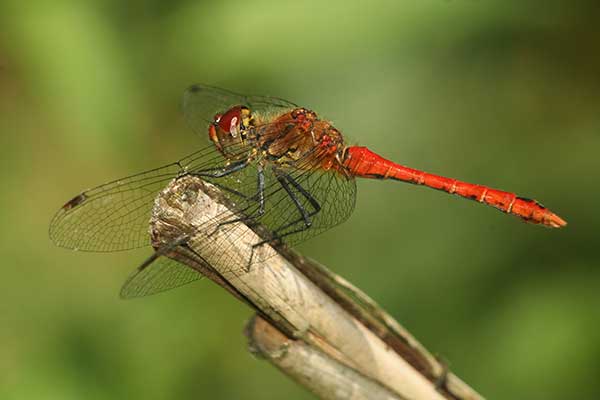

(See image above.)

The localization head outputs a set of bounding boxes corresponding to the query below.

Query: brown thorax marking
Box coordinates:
[256,107,346,171]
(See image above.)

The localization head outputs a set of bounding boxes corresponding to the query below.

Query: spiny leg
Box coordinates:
[269,172,322,239]
[277,173,312,228]
[285,172,321,215]
[248,172,322,267]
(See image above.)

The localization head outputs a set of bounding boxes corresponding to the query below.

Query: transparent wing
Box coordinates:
[49,146,223,252]
[182,84,298,139]
[120,256,202,299]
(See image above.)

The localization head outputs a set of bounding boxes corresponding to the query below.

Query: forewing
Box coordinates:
[49,147,224,252]
[182,84,297,139]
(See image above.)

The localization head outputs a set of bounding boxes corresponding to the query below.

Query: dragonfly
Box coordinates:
[49,84,566,298]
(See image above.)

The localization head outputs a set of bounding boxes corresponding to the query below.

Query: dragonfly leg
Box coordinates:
[209,165,266,236]
[251,172,322,249]
[285,173,321,215]
[192,159,265,206]
[191,159,255,236]
[191,159,269,215]
[277,174,313,228]
[137,234,191,273]
[191,159,249,178]
[256,164,265,215]
[272,172,321,235]
[247,172,322,270]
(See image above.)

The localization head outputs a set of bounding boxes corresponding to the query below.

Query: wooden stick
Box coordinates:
[150,175,484,400]
[245,315,403,400]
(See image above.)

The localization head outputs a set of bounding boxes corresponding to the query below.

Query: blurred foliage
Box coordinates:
[1,1,599,399]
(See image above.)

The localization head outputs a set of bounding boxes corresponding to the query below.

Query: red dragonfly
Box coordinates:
[50,85,566,297]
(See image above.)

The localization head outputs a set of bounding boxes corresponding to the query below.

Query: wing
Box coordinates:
[48,147,224,252]
[182,84,298,139]
[120,256,202,299]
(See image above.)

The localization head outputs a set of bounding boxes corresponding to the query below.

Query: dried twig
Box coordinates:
[151,175,484,400]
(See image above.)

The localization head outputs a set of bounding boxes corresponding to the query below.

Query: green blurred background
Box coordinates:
[2,1,599,399]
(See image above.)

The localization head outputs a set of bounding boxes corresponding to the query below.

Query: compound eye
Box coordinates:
[217,106,242,137]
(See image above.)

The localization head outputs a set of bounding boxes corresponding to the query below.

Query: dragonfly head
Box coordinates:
[209,106,253,153]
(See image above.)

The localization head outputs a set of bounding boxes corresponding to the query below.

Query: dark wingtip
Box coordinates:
[62,193,87,211]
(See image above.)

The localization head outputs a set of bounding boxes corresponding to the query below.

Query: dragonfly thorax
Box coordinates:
[257,107,346,172]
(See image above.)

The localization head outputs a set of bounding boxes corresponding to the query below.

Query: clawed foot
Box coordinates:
[246,234,281,272]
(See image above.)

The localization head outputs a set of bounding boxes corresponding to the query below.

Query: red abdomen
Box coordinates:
[342,146,566,228]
